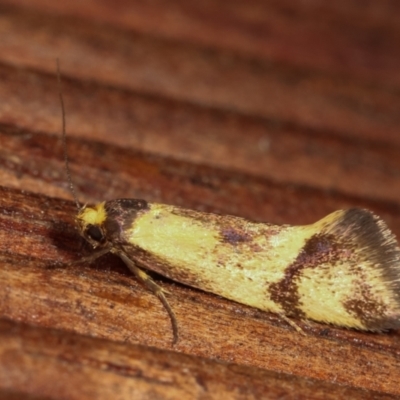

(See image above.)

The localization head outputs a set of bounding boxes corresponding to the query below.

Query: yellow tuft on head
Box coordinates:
[77,202,107,227]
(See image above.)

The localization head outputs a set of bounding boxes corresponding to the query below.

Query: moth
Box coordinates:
[58,66,400,345]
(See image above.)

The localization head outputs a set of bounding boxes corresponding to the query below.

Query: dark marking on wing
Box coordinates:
[220,227,251,245]
[331,209,400,302]
[103,199,149,242]
[332,209,400,329]
[268,209,400,329]
[269,233,342,318]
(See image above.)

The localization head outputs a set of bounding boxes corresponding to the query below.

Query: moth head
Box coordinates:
[76,202,107,248]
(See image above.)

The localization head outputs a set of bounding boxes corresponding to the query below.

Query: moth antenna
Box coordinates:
[56,59,81,211]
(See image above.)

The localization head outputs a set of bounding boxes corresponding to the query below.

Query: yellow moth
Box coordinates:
[58,66,400,345]
[76,201,400,343]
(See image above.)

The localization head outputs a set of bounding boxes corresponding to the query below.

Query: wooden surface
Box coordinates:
[0,1,399,399]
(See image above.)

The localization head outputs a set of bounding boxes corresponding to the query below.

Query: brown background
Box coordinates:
[0,1,399,399]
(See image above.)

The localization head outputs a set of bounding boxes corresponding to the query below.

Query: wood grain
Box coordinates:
[0,1,399,399]
[3,0,400,86]
[1,64,400,205]
[1,319,397,400]
[1,185,400,398]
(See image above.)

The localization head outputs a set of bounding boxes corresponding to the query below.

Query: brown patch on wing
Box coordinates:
[220,227,251,245]
[172,205,276,253]
[342,275,400,330]
[269,233,343,318]
[344,295,387,330]
[103,199,149,242]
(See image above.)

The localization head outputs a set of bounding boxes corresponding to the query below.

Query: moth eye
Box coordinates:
[86,225,104,242]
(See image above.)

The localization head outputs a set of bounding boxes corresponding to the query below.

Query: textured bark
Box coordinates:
[0,1,399,399]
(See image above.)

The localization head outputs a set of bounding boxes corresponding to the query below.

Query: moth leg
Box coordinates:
[72,245,113,266]
[47,245,112,270]
[115,250,179,345]
[279,314,306,335]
